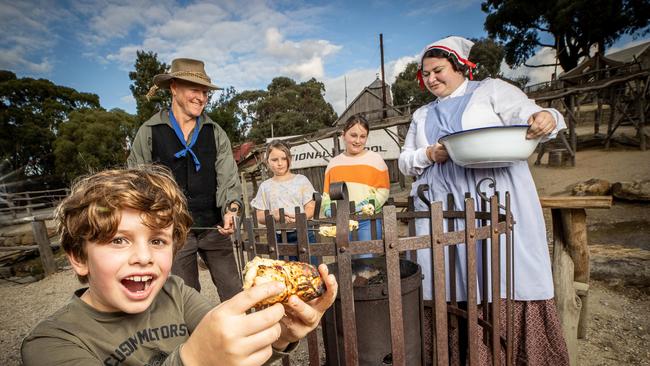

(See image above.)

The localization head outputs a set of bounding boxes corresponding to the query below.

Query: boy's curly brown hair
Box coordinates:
[55,165,193,283]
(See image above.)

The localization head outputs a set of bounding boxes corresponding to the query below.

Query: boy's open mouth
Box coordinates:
[121,275,154,293]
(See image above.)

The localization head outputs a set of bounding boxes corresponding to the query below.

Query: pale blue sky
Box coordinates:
[1,0,647,115]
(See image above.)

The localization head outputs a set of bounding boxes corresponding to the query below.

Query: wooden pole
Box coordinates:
[569,95,577,157]
[551,209,581,366]
[380,33,387,119]
[561,208,590,339]
[595,92,602,135]
[638,79,646,151]
[31,219,56,277]
[240,172,250,218]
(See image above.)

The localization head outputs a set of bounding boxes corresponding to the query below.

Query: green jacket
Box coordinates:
[127,110,242,217]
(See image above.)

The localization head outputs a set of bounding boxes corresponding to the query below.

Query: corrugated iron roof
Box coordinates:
[606,41,650,63]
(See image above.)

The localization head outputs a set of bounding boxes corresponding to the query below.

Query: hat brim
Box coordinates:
[153,74,222,90]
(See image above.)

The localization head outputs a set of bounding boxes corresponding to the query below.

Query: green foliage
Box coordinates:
[0,70,16,83]
[246,77,337,143]
[129,51,170,125]
[482,0,650,72]
[0,73,100,177]
[54,109,137,181]
[469,38,505,80]
[206,86,244,144]
[391,62,436,107]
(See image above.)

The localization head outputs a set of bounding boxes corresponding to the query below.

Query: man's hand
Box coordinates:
[217,211,236,235]
[527,111,556,139]
[218,203,240,235]
[426,143,449,164]
[272,264,338,351]
[180,282,287,366]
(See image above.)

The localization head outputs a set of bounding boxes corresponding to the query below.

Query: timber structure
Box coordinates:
[526,42,650,165]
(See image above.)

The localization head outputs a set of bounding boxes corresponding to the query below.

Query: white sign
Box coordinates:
[288,127,401,169]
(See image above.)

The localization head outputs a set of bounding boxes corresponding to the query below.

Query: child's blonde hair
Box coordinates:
[265,140,292,172]
[55,165,193,283]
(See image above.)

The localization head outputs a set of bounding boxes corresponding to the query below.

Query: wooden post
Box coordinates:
[568,95,577,158]
[605,92,617,149]
[595,93,602,135]
[31,219,56,277]
[240,172,250,218]
[541,196,612,365]
[250,172,259,197]
[561,208,590,339]
[333,133,341,156]
[638,79,646,151]
[551,209,581,366]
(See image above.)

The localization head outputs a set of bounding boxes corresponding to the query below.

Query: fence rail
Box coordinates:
[0,188,68,220]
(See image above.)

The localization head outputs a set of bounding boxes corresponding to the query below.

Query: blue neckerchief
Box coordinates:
[168,109,201,172]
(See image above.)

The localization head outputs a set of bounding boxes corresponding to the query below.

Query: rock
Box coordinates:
[572,178,611,196]
[13,275,41,284]
[20,232,35,245]
[611,180,650,202]
[3,236,15,247]
[590,244,650,289]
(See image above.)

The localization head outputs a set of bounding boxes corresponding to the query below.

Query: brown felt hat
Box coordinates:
[152,58,221,90]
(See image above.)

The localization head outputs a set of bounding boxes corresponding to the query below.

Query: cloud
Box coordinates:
[0,1,65,74]
[120,94,135,104]
[406,0,480,16]
[323,54,419,115]
[78,0,175,45]
[500,47,560,86]
[265,27,342,80]
[96,1,341,92]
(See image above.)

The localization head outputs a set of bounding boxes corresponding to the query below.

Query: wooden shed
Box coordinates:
[334,77,402,126]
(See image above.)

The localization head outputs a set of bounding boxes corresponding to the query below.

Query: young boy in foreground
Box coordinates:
[21,166,338,366]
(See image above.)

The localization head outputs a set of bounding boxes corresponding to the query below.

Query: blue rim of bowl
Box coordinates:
[439,124,530,142]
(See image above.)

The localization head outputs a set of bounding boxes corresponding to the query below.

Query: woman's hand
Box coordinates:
[527,111,556,139]
[272,264,338,351]
[426,143,449,164]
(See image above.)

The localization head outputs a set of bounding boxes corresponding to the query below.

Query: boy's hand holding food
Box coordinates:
[181,258,337,366]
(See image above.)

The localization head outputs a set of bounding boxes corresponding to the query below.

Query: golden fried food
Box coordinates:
[242,256,325,307]
[318,220,359,238]
[360,203,375,216]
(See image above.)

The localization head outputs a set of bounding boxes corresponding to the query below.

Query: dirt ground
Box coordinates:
[1,130,648,365]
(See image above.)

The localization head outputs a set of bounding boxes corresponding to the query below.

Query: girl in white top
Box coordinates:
[398,36,569,365]
[251,140,316,225]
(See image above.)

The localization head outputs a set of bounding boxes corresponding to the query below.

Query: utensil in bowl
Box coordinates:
[439,125,541,168]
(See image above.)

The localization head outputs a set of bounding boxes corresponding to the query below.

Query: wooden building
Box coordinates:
[333,77,403,126]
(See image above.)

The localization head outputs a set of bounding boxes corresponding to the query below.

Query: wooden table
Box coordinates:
[540,196,613,366]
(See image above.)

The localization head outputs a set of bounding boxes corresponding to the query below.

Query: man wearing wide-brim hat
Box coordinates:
[128,58,242,301]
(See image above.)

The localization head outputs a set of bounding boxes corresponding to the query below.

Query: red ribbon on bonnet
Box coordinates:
[417,44,477,89]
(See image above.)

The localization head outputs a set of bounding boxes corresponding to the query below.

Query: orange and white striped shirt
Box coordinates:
[321,150,390,216]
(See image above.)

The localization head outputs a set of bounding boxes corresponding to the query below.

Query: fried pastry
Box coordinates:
[242,256,325,307]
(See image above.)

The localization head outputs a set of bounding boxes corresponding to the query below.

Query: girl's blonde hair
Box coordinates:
[265,140,292,171]
[56,165,193,283]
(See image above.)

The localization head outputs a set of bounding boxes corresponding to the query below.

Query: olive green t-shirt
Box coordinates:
[21,275,293,365]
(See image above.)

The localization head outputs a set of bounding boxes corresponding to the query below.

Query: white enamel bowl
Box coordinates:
[439,125,541,169]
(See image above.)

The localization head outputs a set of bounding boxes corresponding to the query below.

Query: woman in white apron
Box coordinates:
[398,36,569,365]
